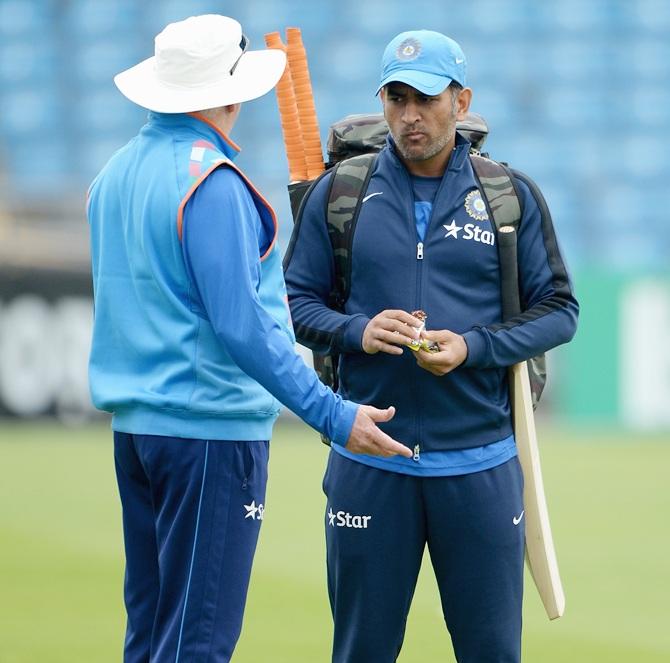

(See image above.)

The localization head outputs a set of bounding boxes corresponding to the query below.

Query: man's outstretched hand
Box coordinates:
[345,405,412,458]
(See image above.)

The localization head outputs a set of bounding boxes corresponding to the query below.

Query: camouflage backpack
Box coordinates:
[287,113,546,442]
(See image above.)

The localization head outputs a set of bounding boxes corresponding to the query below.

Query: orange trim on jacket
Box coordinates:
[177,161,279,262]
[188,112,242,153]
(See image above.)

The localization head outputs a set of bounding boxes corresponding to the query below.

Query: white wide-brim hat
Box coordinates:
[114,14,286,113]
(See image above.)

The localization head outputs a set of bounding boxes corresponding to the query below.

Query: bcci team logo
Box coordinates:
[396,38,421,61]
[464,189,489,221]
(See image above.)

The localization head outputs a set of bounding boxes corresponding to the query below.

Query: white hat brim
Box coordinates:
[114,49,287,113]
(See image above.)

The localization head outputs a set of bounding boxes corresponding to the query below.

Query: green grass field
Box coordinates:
[1,420,669,662]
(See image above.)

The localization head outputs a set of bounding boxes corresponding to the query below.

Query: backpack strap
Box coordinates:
[471,154,546,409]
[470,154,523,320]
[470,154,521,233]
[325,152,377,309]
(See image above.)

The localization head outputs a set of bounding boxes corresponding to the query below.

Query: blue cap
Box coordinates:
[377,30,467,96]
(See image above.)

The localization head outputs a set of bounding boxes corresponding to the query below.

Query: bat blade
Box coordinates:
[511,360,566,620]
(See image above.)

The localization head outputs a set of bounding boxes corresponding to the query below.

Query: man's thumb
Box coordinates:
[366,405,395,422]
[423,329,452,342]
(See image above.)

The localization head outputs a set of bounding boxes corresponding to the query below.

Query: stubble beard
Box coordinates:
[396,127,455,163]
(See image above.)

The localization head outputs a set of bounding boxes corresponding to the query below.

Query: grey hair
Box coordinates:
[449,81,463,97]
[448,82,463,110]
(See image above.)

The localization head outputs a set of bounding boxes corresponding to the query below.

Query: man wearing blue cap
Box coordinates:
[284,29,578,662]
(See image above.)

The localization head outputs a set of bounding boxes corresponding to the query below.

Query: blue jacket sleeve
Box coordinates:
[462,172,579,368]
[181,166,358,445]
[283,172,370,354]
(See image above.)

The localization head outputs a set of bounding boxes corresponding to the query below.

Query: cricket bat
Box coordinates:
[510,358,565,619]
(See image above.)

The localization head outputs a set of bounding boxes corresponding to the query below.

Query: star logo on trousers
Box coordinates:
[244,501,265,520]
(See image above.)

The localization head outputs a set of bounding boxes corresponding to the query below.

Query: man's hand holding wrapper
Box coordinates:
[266,27,411,460]
[415,329,468,376]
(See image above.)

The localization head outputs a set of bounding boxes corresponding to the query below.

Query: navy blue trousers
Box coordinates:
[113,432,269,663]
[324,452,525,663]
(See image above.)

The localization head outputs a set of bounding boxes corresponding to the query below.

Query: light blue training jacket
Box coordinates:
[87,112,356,444]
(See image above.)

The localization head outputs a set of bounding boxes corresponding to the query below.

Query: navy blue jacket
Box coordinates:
[283,135,579,453]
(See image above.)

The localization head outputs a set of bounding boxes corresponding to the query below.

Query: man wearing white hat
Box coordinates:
[87,15,412,662]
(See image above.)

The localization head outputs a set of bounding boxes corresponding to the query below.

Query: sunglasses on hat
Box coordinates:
[230,34,249,76]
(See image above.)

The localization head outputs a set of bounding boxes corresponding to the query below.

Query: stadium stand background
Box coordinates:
[3,0,670,264]
[1,0,669,426]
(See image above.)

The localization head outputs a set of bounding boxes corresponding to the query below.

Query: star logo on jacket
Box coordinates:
[244,500,264,520]
[464,189,489,221]
[443,220,462,238]
[443,219,496,246]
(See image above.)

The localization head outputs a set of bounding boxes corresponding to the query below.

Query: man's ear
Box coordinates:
[456,88,472,120]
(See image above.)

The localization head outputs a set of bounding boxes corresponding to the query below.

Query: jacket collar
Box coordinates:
[147,111,241,161]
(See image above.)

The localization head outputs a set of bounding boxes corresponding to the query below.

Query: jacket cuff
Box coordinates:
[462,329,488,367]
[342,314,370,352]
[330,399,359,447]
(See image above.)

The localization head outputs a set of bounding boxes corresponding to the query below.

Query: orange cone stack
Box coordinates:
[285,27,325,180]
[264,31,309,183]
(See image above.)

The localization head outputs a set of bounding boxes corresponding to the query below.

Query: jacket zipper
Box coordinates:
[406,163,454,460]
[391,143,468,459]
[415,236,424,459]
[396,167,424,457]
